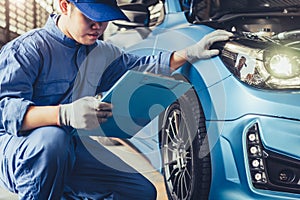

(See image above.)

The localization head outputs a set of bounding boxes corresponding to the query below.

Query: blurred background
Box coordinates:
[0,0,58,48]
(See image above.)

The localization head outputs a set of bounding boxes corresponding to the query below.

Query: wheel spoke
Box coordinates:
[170,111,182,141]
[184,163,192,180]
[169,166,179,182]
[175,172,182,198]
[177,170,186,199]
[176,118,191,151]
[182,169,190,199]
[177,117,186,139]
[186,155,192,162]
[179,172,185,199]
[182,172,188,199]
[184,167,192,184]
[165,129,177,146]
[168,116,178,140]
[164,144,176,153]
[172,110,179,135]
[164,159,177,166]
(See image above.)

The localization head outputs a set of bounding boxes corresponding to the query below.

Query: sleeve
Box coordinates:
[0,41,39,136]
[98,51,173,93]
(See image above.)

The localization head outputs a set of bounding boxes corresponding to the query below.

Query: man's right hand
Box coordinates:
[58,96,113,130]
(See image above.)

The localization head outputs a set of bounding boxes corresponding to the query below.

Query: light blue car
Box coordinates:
[107,0,300,199]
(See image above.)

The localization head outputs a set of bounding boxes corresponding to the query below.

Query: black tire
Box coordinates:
[160,88,211,200]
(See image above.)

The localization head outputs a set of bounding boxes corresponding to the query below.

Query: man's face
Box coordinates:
[66,4,108,45]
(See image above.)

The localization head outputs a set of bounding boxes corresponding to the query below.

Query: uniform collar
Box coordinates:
[44,14,80,48]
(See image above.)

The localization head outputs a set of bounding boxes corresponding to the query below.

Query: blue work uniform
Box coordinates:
[0,14,172,199]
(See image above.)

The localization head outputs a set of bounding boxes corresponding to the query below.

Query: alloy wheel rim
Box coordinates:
[163,108,194,200]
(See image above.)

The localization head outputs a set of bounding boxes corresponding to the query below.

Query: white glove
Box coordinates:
[58,96,112,130]
[185,29,233,63]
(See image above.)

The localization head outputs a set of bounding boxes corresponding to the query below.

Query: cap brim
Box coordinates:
[75,3,129,22]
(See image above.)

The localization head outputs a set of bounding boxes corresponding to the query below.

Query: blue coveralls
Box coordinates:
[0,14,172,199]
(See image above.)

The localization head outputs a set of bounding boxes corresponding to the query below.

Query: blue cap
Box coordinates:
[68,0,129,22]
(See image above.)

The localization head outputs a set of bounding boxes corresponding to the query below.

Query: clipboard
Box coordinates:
[83,70,191,138]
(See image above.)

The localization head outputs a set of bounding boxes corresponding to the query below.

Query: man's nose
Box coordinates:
[91,22,102,29]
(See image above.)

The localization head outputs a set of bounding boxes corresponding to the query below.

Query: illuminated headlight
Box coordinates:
[219,41,300,89]
[265,50,300,79]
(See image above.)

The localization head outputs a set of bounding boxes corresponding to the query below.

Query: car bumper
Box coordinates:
[208,115,300,200]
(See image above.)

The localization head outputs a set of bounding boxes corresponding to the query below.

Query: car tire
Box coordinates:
[160,88,211,200]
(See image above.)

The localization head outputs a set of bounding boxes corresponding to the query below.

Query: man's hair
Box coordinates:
[56,0,75,13]
[69,2,75,12]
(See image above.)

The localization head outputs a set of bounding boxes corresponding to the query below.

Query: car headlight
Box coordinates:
[219,41,300,90]
[264,48,300,79]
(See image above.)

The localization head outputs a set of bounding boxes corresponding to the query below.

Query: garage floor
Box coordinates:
[0,137,168,200]
[100,138,168,200]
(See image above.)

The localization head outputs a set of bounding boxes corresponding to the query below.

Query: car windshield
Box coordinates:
[188,0,300,21]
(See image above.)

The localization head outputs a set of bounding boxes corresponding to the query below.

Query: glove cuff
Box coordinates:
[58,104,70,127]
[56,105,61,126]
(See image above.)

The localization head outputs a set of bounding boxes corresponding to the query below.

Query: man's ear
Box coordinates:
[58,0,69,14]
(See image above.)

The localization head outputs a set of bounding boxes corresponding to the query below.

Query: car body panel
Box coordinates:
[164,0,182,13]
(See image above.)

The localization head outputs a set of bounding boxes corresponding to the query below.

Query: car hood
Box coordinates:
[195,0,300,21]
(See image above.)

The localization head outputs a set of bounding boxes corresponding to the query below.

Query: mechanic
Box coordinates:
[0,0,233,199]
[234,56,247,78]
